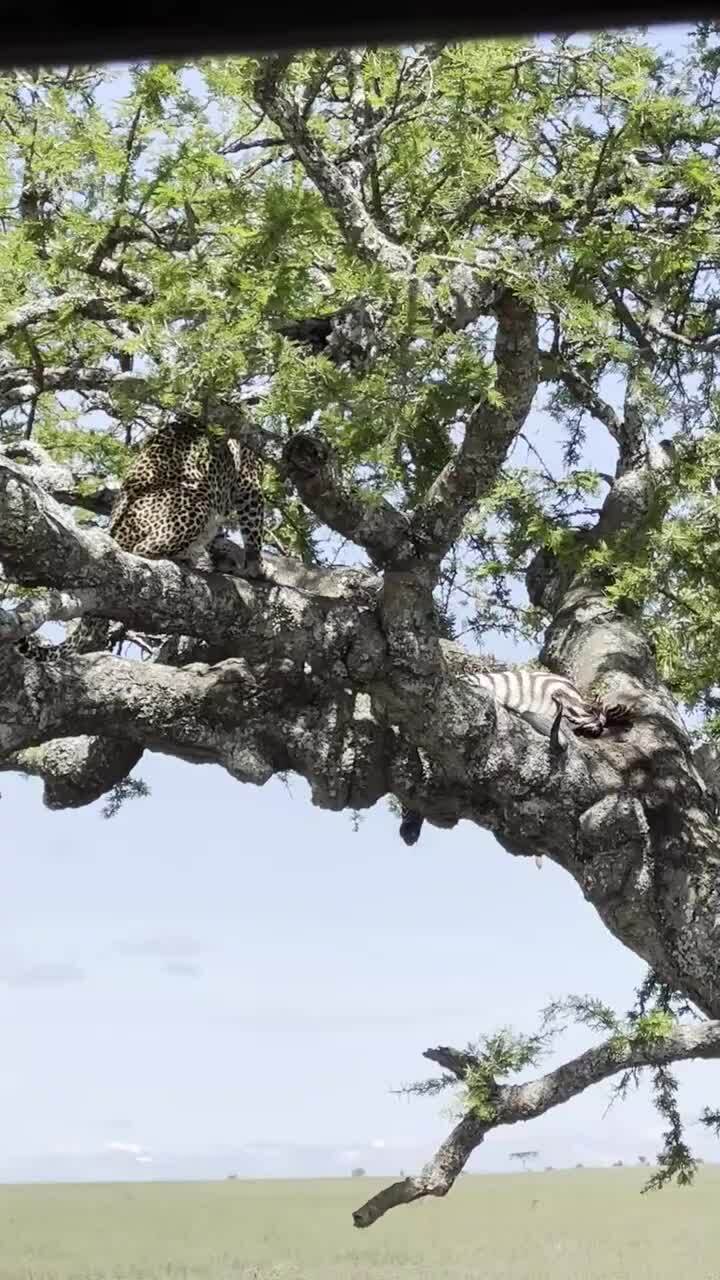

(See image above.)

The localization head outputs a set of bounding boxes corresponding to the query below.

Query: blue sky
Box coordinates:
[3,22,719,1185]
[3,750,719,1181]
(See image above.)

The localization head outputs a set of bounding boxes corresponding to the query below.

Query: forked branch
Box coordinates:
[254,56,415,276]
[353,1020,720,1227]
[409,289,539,570]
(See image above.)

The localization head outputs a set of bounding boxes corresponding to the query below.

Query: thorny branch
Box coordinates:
[2,736,144,810]
[540,351,668,482]
[353,1020,720,1227]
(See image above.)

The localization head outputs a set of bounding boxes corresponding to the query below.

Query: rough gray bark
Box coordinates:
[0,441,120,516]
[2,437,718,1025]
[410,289,539,567]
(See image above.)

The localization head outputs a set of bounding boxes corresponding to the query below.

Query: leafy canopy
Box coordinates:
[2,29,720,717]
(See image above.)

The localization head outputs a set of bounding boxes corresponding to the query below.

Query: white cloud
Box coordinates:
[370,1138,385,1150]
[106,1142,144,1156]
[135,1155,153,1164]
[114,936,204,959]
[164,961,202,979]
[4,963,85,988]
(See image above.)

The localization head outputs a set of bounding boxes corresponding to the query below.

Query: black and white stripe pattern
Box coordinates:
[466,668,608,745]
[398,667,629,847]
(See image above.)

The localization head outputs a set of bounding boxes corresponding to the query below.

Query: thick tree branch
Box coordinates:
[353,1113,483,1228]
[409,289,539,569]
[1,428,412,808]
[282,429,413,565]
[694,740,720,813]
[2,736,143,809]
[0,441,120,515]
[0,454,386,676]
[524,441,720,1013]
[0,586,99,641]
[0,291,120,342]
[353,1020,720,1227]
[3,442,720,1028]
[0,643,393,812]
[593,437,674,542]
[525,428,674,621]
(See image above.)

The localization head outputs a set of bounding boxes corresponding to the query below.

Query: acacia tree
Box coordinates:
[510,1150,540,1172]
[3,29,720,1228]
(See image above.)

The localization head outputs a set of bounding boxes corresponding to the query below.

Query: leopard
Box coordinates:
[109,421,265,570]
[65,419,265,654]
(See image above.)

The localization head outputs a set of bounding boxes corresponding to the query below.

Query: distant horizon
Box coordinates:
[4,1160,720,1187]
[1,1130,718,1185]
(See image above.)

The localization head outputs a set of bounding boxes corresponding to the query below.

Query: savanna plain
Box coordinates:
[1,1166,719,1280]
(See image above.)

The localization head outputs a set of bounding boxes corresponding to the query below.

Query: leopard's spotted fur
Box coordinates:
[67,421,265,654]
[109,422,264,570]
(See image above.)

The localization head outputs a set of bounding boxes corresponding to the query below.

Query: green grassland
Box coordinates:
[1,1167,719,1280]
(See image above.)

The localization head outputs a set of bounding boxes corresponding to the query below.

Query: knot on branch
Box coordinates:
[277,298,385,371]
[526,535,590,614]
[283,428,332,478]
[326,299,384,371]
[446,264,502,329]
[577,793,656,926]
[579,792,651,854]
